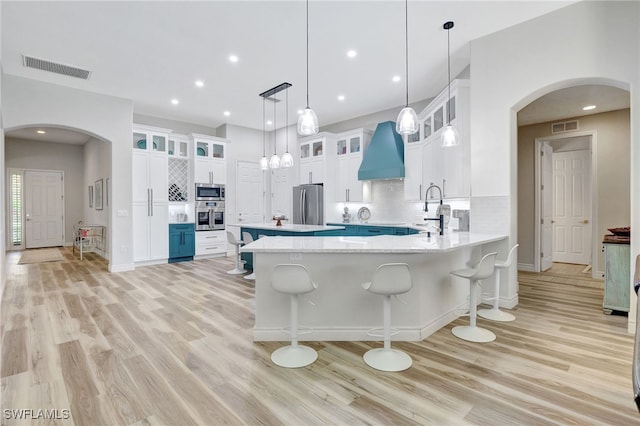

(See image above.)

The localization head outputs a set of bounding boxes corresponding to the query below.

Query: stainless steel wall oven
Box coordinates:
[196,201,225,231]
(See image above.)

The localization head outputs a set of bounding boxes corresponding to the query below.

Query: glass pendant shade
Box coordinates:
[281,151,294,168]
[259,156,269,170]
[269,153,281,169]
[396,107,418,135]
[297,107,318,136]
[441,124,459,147]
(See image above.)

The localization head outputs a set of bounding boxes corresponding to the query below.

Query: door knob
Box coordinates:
[582,219,589,224]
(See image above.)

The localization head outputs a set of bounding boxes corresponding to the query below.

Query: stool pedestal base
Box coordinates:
[452,325,496,343]
[271,345,317,368]
[363,348,412,372]
[477,308,516,322]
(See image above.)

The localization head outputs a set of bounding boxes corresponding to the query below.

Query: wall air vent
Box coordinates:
[22,55,91,80]
[551,120,579,134]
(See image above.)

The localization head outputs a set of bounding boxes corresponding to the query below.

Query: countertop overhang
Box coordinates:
[239,223,345,232]
[241,232,506,254]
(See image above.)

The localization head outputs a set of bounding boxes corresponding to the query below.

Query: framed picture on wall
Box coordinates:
[88,185,93,208]
[95,179,103,210]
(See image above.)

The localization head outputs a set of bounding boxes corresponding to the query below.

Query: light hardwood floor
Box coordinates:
[1,249,637,425]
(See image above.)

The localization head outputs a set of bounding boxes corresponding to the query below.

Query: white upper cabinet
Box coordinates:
[168,134,190,159]
[334,129,372,202]
[192,134,227,185]
[403,79,470,201]
[299,133,332,185]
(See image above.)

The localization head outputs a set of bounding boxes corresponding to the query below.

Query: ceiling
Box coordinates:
[3,0,628,143]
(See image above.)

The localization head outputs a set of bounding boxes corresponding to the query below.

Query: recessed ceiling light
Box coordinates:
[223,111,231,117]
[392,75,401,83]
[267,120,273,125]
[347,50,357,58]
[229,54,239,63]
[36,130,46,134]
[195,80,204,87]
[582,105,596,111]
[337,95,345,101]
[171,99,179,105]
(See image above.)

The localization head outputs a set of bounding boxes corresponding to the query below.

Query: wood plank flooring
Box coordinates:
[1,249,637,425]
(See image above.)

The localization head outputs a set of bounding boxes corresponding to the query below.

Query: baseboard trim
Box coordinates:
[518,263,535,272]
[109,263,135,272]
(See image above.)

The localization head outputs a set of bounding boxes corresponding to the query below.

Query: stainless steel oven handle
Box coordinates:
[209,209,214,228]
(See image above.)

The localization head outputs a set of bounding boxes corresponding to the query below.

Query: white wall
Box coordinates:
[218,123,273,224]
[5,138,85,246]
[83,137,111,255]
[469,1,639,328]
[2,75,134,271]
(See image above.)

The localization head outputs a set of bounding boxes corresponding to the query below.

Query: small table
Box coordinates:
[73,224,106,260]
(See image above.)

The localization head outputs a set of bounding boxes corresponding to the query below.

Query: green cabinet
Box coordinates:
[603,243,630,313]
[169,224,195,263]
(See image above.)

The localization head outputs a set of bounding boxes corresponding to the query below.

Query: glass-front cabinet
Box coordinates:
[192,134,227,185]
[334,129,373,202]
[168,134,189,158]
[133,127,169,154]
[403,79,470,201]
[299,134,332,184]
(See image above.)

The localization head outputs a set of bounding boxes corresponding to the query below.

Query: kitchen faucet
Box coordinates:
[424,183,444,235]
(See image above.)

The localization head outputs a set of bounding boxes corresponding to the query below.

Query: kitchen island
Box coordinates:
[241,232,507,341]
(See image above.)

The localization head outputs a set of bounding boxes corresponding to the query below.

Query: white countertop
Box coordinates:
[241,232,506,254]
[239,223,345,232]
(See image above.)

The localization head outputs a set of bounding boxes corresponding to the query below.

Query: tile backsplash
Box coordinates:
[326,179,470,226]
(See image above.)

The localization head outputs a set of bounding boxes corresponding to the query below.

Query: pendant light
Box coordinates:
[297,0,319,136]
[441,21,459,147]
[280,87,294,168]
[395,0,418,136]
[259,97,269,170]
[269,91,281,169]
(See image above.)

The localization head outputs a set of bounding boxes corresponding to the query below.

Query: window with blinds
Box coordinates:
[10,171,23,246]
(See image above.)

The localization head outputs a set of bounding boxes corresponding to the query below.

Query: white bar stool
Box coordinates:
[450,252,498,343]
[362,263,413,372]
[270,264,318,368]
[226,231,247,275]
[478,244,518,322]
[241,232,256,280]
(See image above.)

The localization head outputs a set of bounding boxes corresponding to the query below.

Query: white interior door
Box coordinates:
[541,143,553,271]
[271,167,292,218]
[236,161,264,225]
[25,170,64,248]
[552,149,591,264]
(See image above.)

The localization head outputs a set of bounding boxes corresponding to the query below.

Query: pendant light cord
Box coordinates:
[286,88,289,151]
[262,97,266,156]
[404,0,409,107]
[273,93,277,155]
[447,24,451,124]
[306,0,310,108]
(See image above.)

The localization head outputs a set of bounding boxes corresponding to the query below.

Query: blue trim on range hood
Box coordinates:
[358,121,405,181]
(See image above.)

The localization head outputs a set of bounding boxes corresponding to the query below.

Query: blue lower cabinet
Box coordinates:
[169,224,195,263]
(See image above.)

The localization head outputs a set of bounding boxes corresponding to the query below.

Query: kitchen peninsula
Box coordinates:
[241,232,506,341]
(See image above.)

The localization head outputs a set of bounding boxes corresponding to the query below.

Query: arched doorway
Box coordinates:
[515,81,631,300]
[4,125,113,259]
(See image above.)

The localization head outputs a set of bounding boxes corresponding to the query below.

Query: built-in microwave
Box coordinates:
[195,183,225,201]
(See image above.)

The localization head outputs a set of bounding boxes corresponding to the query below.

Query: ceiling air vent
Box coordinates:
[22,55,91,80]
[551,120,579,134]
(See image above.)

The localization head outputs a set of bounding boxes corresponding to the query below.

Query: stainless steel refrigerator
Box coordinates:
[292,184,324,225]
